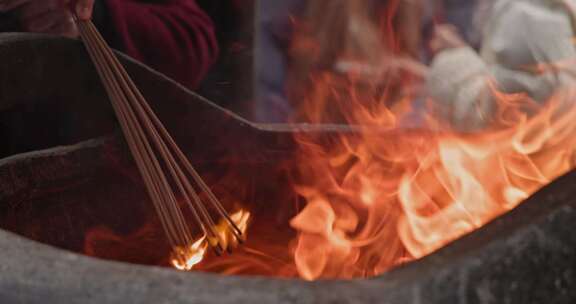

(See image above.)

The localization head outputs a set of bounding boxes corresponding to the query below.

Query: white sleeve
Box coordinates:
[489,1,576,100]
[426,47,491,132]
[427,2,576,132]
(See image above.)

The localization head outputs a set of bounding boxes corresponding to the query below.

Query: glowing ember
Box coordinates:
[215,209,251,250]
[171,210,251,271]
[171,236,208,271]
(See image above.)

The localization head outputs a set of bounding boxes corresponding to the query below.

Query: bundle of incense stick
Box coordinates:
[73,16,243,260]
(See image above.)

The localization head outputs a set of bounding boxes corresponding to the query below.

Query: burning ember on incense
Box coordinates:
[172,236,208,271]
[171,210,251,271]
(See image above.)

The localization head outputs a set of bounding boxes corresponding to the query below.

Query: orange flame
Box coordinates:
[288,67,576,279]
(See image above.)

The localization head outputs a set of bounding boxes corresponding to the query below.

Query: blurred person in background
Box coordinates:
[254,0,305,123]
[252,0,425,123]
[427,0,576,131]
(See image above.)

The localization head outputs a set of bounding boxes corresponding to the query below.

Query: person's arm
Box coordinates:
[101,0,218,89]
[427,43,491,131]
[427,2,576,132]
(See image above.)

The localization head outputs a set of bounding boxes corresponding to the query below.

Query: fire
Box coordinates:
[81,2,576,281]
[215,209,251,250]
[276,0,576,280]
[170,210,251,271]
[289,72,576,279]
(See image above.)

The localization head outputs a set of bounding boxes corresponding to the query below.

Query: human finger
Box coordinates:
[75,0,93,20]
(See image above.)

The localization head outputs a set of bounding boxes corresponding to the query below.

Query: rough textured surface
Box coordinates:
[0,34,575,303]
[0,138,109,202]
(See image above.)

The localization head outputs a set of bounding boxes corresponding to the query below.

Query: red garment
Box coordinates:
[104,0,218,88]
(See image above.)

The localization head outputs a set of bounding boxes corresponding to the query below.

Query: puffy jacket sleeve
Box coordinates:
[427,1,576,132]
[102,0,218,89]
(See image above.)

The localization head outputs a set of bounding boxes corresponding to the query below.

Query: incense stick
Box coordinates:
[73,16,243,259]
